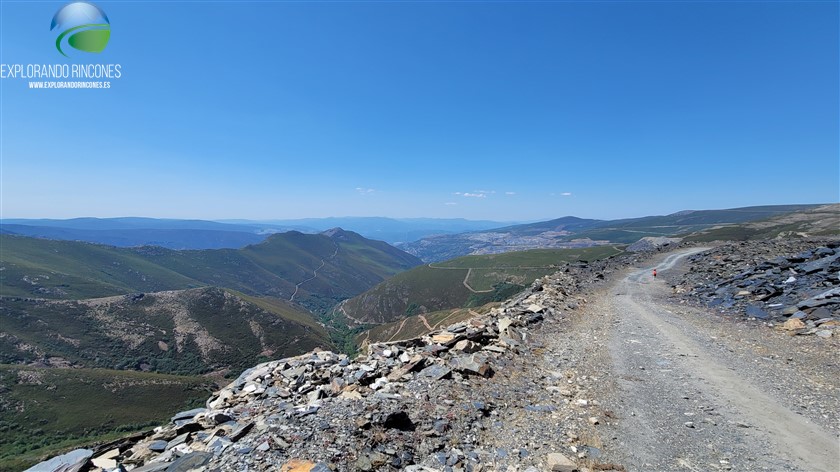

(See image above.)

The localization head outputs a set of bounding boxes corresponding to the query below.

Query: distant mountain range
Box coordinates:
[397,204,827,262]
[220,217,515,244]
[0,216,513,249]
[2,205,828,261]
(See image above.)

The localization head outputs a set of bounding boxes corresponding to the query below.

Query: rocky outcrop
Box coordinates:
[674,239,840,337]
[626,236,681,253]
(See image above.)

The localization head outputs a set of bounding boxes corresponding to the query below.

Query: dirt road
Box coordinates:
[598,249,839,471]
[477,248,839,471]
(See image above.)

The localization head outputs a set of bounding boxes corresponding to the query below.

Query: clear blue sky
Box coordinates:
[1,0,837,221]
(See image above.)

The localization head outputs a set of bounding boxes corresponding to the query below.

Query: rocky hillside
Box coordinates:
[673,239,839,333]
[1,287,331,374]
[684,203,840,242]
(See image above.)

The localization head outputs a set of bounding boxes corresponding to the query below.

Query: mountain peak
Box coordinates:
[321,227,351,239]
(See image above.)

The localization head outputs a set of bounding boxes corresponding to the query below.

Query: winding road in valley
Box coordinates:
[289,243,339,302]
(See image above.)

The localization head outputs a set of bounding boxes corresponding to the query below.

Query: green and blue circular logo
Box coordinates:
[50,2,110,57]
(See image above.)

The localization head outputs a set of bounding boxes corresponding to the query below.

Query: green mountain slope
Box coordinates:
[340,246,623,325]
[0,229,423,313]
[0,236,201,299]
[0,365,214,471]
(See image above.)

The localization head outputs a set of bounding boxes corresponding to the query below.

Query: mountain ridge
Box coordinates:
[398,204,827,262]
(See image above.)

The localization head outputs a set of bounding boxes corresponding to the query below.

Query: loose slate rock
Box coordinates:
[165,451,212,471]
[419,364,452,380]
[171,407,206,425]
[546,452,577,472]
[148,440,169,452]
[450,353,493,377]
[745,304,769,319]
[24,448,92,472]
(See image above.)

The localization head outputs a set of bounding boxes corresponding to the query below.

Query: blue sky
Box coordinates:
[1,0,837,221]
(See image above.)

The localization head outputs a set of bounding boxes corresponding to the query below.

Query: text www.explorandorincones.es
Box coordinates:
[28,81,111,89]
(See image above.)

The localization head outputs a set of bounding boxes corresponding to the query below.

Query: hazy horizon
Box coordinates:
[1,201,834,224]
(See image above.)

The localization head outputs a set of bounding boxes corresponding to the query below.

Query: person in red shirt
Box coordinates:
[653,269,657,278]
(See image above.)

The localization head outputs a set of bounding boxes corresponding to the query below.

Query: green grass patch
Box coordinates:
[0,365,214,471]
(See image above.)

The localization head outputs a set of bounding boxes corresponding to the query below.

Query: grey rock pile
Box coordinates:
[674,240,840,336]
[626,236,682,253]
[32,269,595,472]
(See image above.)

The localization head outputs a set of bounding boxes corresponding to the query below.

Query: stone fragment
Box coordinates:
[452,339,480,353]
[419,364,452,380]
[24,448,92,472]
[228,422,253,442]
[339,390,363,400]
[371,377,389,390]
[280,459,319,472]
[387,355,424,381]
[91,448,119,469]
[129,462,170,472]
[781,318,806,331]
[207,411,233,425]
[745,305,769,319]
[546,452,577,472]
[482,345,507,353]
[148,440,168,452]
[527,304,544,313]
[171,407,206,425]
[165,452,212,471]
[450,353,493,377]
[431,332,459,345]
[166,432,190,450]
